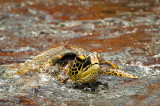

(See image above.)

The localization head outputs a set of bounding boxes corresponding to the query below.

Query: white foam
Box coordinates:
[148,64,160,68]
[153,54,160,58]
[39,74,49,82]
[130,61,151,76]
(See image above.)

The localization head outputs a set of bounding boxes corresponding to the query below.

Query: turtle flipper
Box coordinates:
[100,69,137,78]
[100,61,119,69]
[99,61,137,78]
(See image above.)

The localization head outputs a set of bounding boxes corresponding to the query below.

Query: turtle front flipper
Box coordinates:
[99,61,137,78]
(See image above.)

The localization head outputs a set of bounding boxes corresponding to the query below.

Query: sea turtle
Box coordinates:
[9,45,137,84]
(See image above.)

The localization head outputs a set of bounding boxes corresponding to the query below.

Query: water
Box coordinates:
[0,0,160,105]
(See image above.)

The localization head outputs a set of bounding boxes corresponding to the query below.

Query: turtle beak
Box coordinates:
[82,64,100,78]
[82,54,99,71]
[81,54,100,77]
[90,54,99,65]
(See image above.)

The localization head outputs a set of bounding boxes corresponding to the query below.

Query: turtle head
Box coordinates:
[67,52,100,84]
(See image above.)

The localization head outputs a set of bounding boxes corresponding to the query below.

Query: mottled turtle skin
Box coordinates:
[16,45,137,84]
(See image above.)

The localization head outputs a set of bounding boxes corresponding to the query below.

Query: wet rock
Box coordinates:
[0,0,160,105]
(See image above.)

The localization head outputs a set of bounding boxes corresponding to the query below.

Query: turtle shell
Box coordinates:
[16,45,137,84]
[17,45,100,84]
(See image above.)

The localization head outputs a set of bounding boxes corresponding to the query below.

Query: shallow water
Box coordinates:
[0,0,160,105]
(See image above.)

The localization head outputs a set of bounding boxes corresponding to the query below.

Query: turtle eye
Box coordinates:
[96,53,100,58]
[93,52,100,58]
